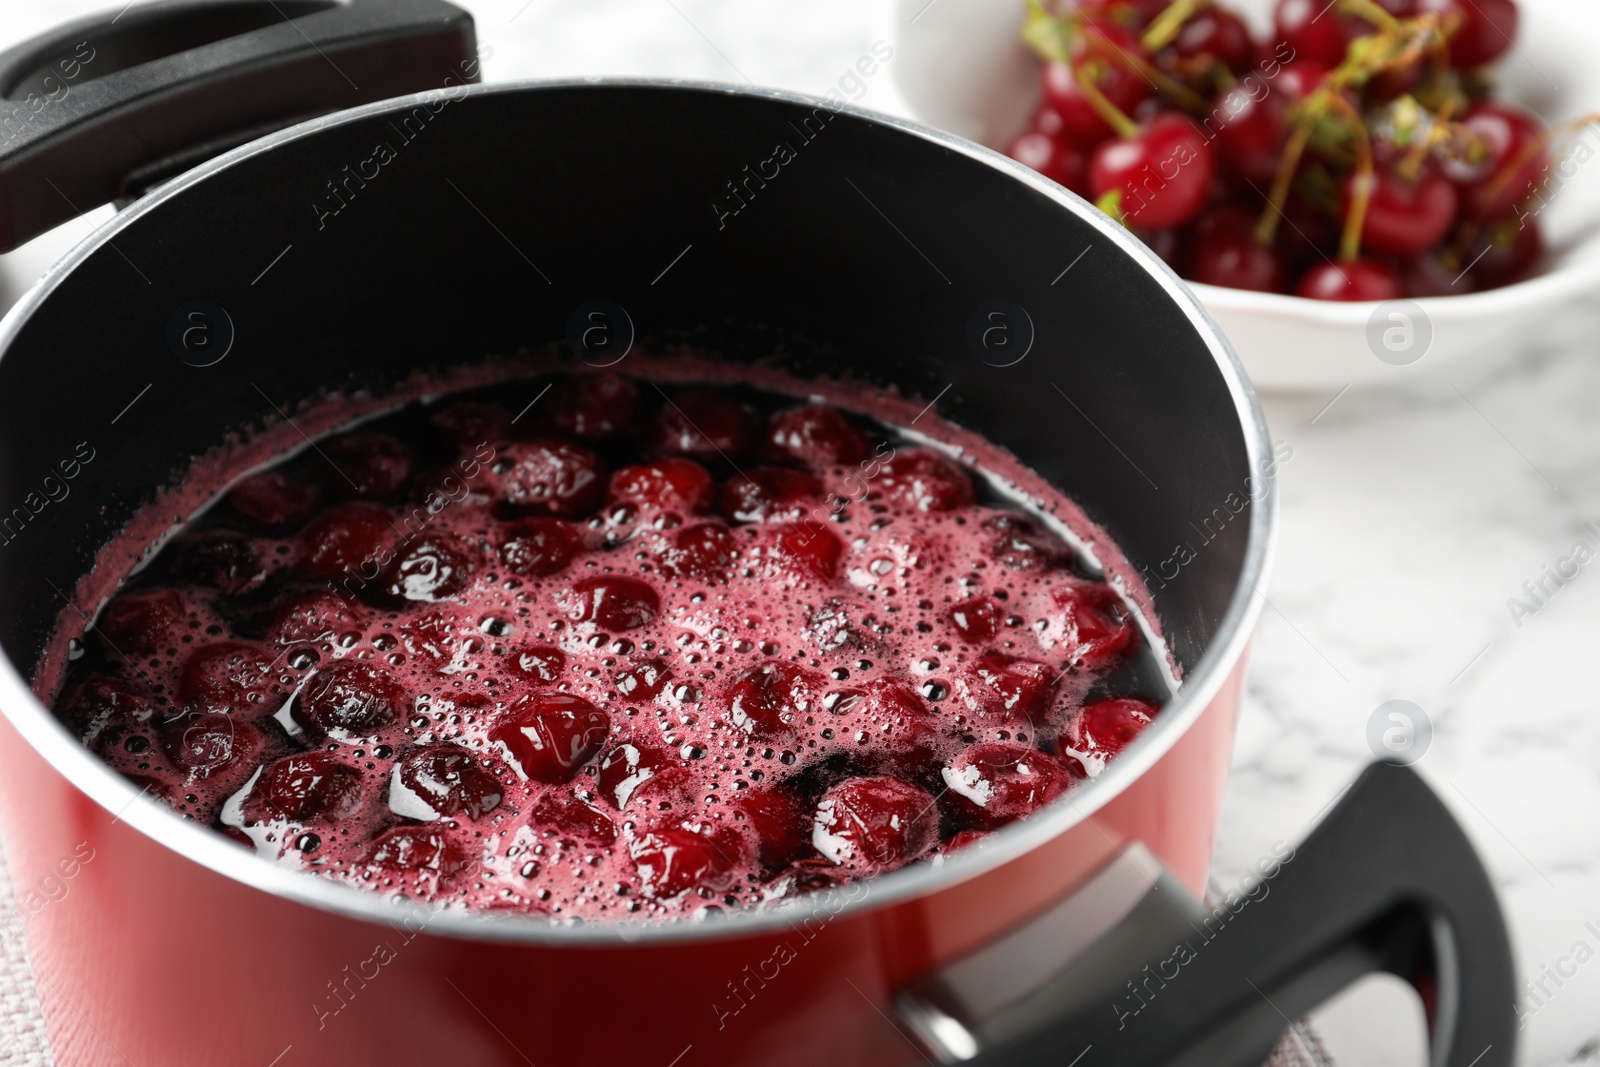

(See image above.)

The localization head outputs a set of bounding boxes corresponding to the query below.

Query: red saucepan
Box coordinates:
[0,2,1513,1064]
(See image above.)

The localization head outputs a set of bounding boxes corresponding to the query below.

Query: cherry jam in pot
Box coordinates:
[50,373,1172,922]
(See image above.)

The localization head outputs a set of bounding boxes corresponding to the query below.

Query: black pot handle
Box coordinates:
[0,0,478,252]
[958,763,1517,1066]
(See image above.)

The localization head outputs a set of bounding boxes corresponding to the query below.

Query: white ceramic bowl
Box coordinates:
[889,0,1600,391]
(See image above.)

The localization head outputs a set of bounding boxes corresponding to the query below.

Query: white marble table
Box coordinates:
[2,1,1596,1064]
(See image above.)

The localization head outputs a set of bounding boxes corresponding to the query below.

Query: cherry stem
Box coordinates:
[1073,59,1141,140]
[1141,0,1212,53]
[1337,0,1401,32]
[1322,92,1375,262]
[1398,95,1459,184]
[1480,112,1600,214]
[1254,97,1324,247]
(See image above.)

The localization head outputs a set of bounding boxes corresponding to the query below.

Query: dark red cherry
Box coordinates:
[1295,259,1403,300]
[168,530,267,596]
[1417,0,1517,68]
[1441,102,1547,219]
[1343,167,1459,257]
[1273,0,1364,66]
[738,785,812,869]
[290,659,406,739]
[381,534,476,603]
[725,660,819,744]
[509,645,565,685]
[1040,24,1153,148]
[663,521,737,582]
[1006,130,1089,195]
[1189,208,1290,293]
[60,673,156,757]
[597,742,690,812]
[1060,697,1159,778]
[161,713,264,786]
[528,787,617,844]
[566,575,660,631]
[941,741,1076,830]
[322,431,412,499]
[1465,214,1543,289]
[397,609,467,668]
[98,588,186,655]
[499,517,581,577]
[244,752,364,824]
[985,512,1070,572]
[396,744,503,819]
[1276,59,1331,101]
[765,405,872,468]
[876,449,974,512]
[953,652,1055,727]
[948,596,1003,644]
[491,692,609,783]
[770,521,843,580]
[812,776,939,872]
[364,825,465,875]
[296,503,399,583]
[228,471,319,531]
[430,401,515,447]
[720,466,825,523]
[268,590,362,645]
[1047,580,1138,670]
[1171,6,1254,71]
[549,373,639,441]
[1403,247,1471,297]
[1089,114,1216,230]
[1213,86,1291,188]
[178,641,282,715]
[614,658,673,703]
[630,826,739,900]
[608,458,714,515]
[827,679,938,775]
[489,439,605,518]
[653,389,759,459]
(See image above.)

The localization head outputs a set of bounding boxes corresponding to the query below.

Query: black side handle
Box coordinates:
[973,763,1518,1067]
[0,0,479,251]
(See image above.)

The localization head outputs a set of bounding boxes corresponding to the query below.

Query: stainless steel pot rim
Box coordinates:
[0,77,1276,946]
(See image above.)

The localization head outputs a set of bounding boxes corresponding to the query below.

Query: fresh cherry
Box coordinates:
[812,776,939,872]
[1090,113,1216,230]
[1189,211,1290,292]
[1417,0,1518,68]
[1171,6,1254,72]
[1273,0,1364,66]
[1441,102,1548,219]
[1006,130,1089,195]
[1343,166,1460,257]
[1295,259,1403,300]
[1040,23,1154,148]
[941,741,1076,830]
[491,692,609,783]
[1465,214,1543,288]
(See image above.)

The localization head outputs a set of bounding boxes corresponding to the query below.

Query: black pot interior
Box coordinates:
[0,84,1257,686]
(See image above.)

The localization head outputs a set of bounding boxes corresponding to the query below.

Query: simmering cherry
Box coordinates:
[812,776,939,872]
[941,741,1076,830]
[322,431,413,499]
[491,692,609,783]
[1060,697,1158,778]
[725,660,819,744]
[608,458,714,515]
[296,503,399,583]
[98,588,186,655]
[765,405,872,467]
[381,534,476,603]
[396,744,503,818]
[490,439,605,518]
[549,373,639,441]
[178,642,282,715]
[228,471,318,531]
[528,787,617,844]
[876,449,974,512]
[291,659,406,739]
[769,520,843,580]
[720,467,825,523]
[653,389,759,459]
[630,826,740,900]
[499,517,582,577]
[663,522,737,582]
[243,751,364,824]
[566,575,660,631]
